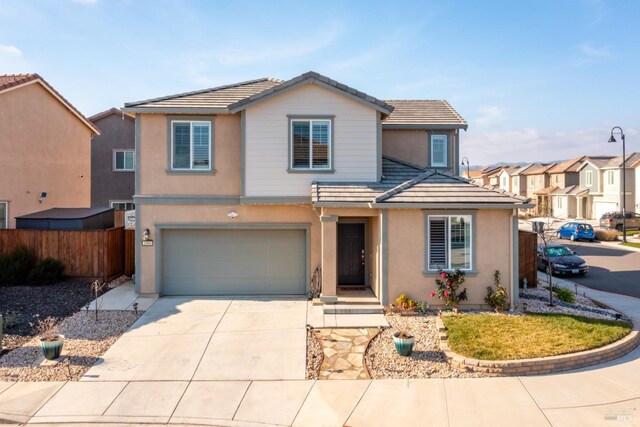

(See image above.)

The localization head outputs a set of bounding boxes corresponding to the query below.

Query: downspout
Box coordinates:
[510,208,519,307]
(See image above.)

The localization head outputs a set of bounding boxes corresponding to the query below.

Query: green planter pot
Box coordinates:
[392,332,415,356]
[39,334,64,360]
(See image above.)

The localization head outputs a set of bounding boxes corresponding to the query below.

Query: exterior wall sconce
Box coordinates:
[143,229,150,240]
[39,192,47,203]
[227,211,239,220]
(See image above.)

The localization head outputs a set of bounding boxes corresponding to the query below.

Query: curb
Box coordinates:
[435,316,640,376]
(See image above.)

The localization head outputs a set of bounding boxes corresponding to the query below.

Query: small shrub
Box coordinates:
[395,293,416,310]
[485,270,508,312]
[0,245,36,285]
[553,286,576,304]
[431,269,468,308]
[28,258,65,285]
[415,300,429,313]
[595,229,618,241]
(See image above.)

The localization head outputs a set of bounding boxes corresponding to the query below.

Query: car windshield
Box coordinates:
[545,246,573,257]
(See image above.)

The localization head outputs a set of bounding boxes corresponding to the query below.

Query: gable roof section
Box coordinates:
[521,163,554,176]
[601,152,640,169]
[312,156,531,208]
[576,156,616,171]
[0,73,100,135]
[382,100,467,130]
[228,71,394,115]
[89,107,135,123]
[552,185,589,196]
[547,156,587,174]
[124,78,282,113]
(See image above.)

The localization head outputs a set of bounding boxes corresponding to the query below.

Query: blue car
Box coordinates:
[556,222,595,242]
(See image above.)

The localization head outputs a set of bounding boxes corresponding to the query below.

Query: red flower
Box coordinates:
[447,281,452,287]
[440,272,447,278]
[430,291,436,297]
[444,291,450,297]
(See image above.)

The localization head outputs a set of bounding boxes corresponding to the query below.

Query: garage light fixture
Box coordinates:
[227,211,239,220]
[143,229,150,241]
[39,192,47,203]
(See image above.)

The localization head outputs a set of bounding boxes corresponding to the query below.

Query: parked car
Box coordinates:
[536,243,588,276]
[599,211,640,231]
[556,222,595,242]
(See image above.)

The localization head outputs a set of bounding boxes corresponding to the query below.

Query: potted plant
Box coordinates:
[39,334,65,360]
[392,331,415,356]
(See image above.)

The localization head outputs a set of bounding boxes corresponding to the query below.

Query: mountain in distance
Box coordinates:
[468,159,569,171]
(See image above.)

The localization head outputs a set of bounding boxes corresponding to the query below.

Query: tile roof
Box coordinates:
[382,100,467,129]
[0,73,100,134]
[124,78,283,111]
[552,185,589,196]
[89,107,134,122]
[547,156,587,174]
[602,152,640,169]
[521,163,555,176]
[583,156,616,168]
[312,157,531,207]
[534,186,558,196]
[228,71,394,115]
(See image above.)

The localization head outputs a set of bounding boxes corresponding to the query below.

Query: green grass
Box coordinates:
[621,242,640,249]
[443,313,631,360]
[618,230,640,237]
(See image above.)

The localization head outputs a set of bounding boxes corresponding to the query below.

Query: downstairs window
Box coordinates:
[426,214,473,271]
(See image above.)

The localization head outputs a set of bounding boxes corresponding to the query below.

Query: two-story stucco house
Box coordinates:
[123,72,531,307]
[0,74,99,229]
[547,156,586,219]
[576,154,640,220]
[89,108,136,210]
[523,163,556,215]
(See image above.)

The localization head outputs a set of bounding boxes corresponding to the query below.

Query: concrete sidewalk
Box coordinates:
[1,289,639,426]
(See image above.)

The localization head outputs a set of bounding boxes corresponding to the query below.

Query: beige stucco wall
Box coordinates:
[137,204,322,295]
[386,209,513,307]
[244,84,378,197]
[0,82,92,228]
[381,129,457,172]
[139,113,241,196]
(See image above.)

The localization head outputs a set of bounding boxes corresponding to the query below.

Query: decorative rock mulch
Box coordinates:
[306,328,323,380]
[315,328,379,380]
[365,313,489,379]
[0,309,140,381]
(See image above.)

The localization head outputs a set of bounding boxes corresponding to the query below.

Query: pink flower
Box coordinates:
[440,272,447,278]
[447,281,452,287]
[430,291,436,297]
[444,291,450,297]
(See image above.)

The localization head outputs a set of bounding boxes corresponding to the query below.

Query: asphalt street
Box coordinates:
[556,241,640,298]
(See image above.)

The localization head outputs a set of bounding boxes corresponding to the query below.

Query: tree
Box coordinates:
[533,220,555,306]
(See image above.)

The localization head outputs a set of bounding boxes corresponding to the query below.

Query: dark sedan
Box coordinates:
[537,243,588,276]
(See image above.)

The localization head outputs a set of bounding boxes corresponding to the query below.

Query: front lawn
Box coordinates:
[621,242,640,249]
[443,313,632,360]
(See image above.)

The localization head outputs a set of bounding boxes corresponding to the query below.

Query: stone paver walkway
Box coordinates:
[316,328,379,379]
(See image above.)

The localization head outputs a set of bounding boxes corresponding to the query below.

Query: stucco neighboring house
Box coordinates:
[123,71,532,308]
[576,153,640,220]
[89,108,136,210]
[510,164,535,198]
[547,156,587,218]
[634,158,640,214]
[523,163,556,215]
[0,74,99,229]
[497,166,519,192]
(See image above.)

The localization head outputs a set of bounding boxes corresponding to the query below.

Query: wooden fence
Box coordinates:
[0,227,126,282]
[519,230,538,287]
[124,229,135,277]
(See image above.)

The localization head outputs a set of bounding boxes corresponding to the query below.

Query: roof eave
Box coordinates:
[121,107,231,114]
[381,123,468,130]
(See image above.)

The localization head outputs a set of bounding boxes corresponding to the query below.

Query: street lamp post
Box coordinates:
[608,127,627,243]
[461,157,470,178]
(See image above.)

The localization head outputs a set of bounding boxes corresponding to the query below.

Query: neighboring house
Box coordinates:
[89,108,136,210]
[634,158,640,214]
[547,156,587,219]
[523,163,555,215]
[460,169,483,182]
[497,166,519,192]
[576,154,640,220]
[0,74,99,229]
[510,164,536,198]
[124,71,531,307]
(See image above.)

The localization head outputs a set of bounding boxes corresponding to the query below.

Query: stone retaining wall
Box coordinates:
[435,316,640,376]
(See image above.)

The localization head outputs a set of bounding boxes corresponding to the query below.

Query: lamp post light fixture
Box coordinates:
[608,127,627,243]
[461,157,470,178]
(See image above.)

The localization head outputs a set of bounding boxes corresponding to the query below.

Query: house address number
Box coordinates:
[141,240,154,246]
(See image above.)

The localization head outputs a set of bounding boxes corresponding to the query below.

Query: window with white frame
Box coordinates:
[557,197,563,208]
[501,176,507,187]
[0,202,7,229]
[290,119,331,170]
[430,135,448,167]
[110,201,135,211]
[113,150,135,171]
[171,121,211,170]
[585,170,593,187]
[426,215,472,271]
[607,170,615,185]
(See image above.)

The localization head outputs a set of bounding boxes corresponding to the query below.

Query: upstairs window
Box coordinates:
[426,215,472,271]
[290,119,331,170]
[0,202,7,229]
[114,150,135,171]
[171,121,211,170]
[110,201,135,211]
[430,135,448,167]
[607,170,615,185]
[585,170,593,187]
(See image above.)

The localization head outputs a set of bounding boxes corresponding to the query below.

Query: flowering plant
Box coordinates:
[430,269,468,308]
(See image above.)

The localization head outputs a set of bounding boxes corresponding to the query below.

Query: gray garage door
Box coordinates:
[162,229,306,295]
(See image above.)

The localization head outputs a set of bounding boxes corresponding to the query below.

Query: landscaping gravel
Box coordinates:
[306,328,323,380]
[0,309,139,381]
[364,313,488,379]
[518,287,627,321]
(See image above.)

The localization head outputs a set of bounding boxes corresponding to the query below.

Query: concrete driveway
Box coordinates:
[80,296,308,382]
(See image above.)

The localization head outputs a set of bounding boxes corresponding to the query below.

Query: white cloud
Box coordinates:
[474,105,505,127]
[460,126,633,166]
[0,44,21,56]
[579,42,609,58]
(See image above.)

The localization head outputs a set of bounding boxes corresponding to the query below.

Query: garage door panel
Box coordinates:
[162,229,306,296]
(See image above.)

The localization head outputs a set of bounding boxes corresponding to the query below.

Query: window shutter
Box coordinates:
[173,123,191,169]
[429,218,447,269]
[192,124,210,168]
[292,121,310,168]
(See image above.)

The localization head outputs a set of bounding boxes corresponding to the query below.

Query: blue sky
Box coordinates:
[1,0,638,165]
